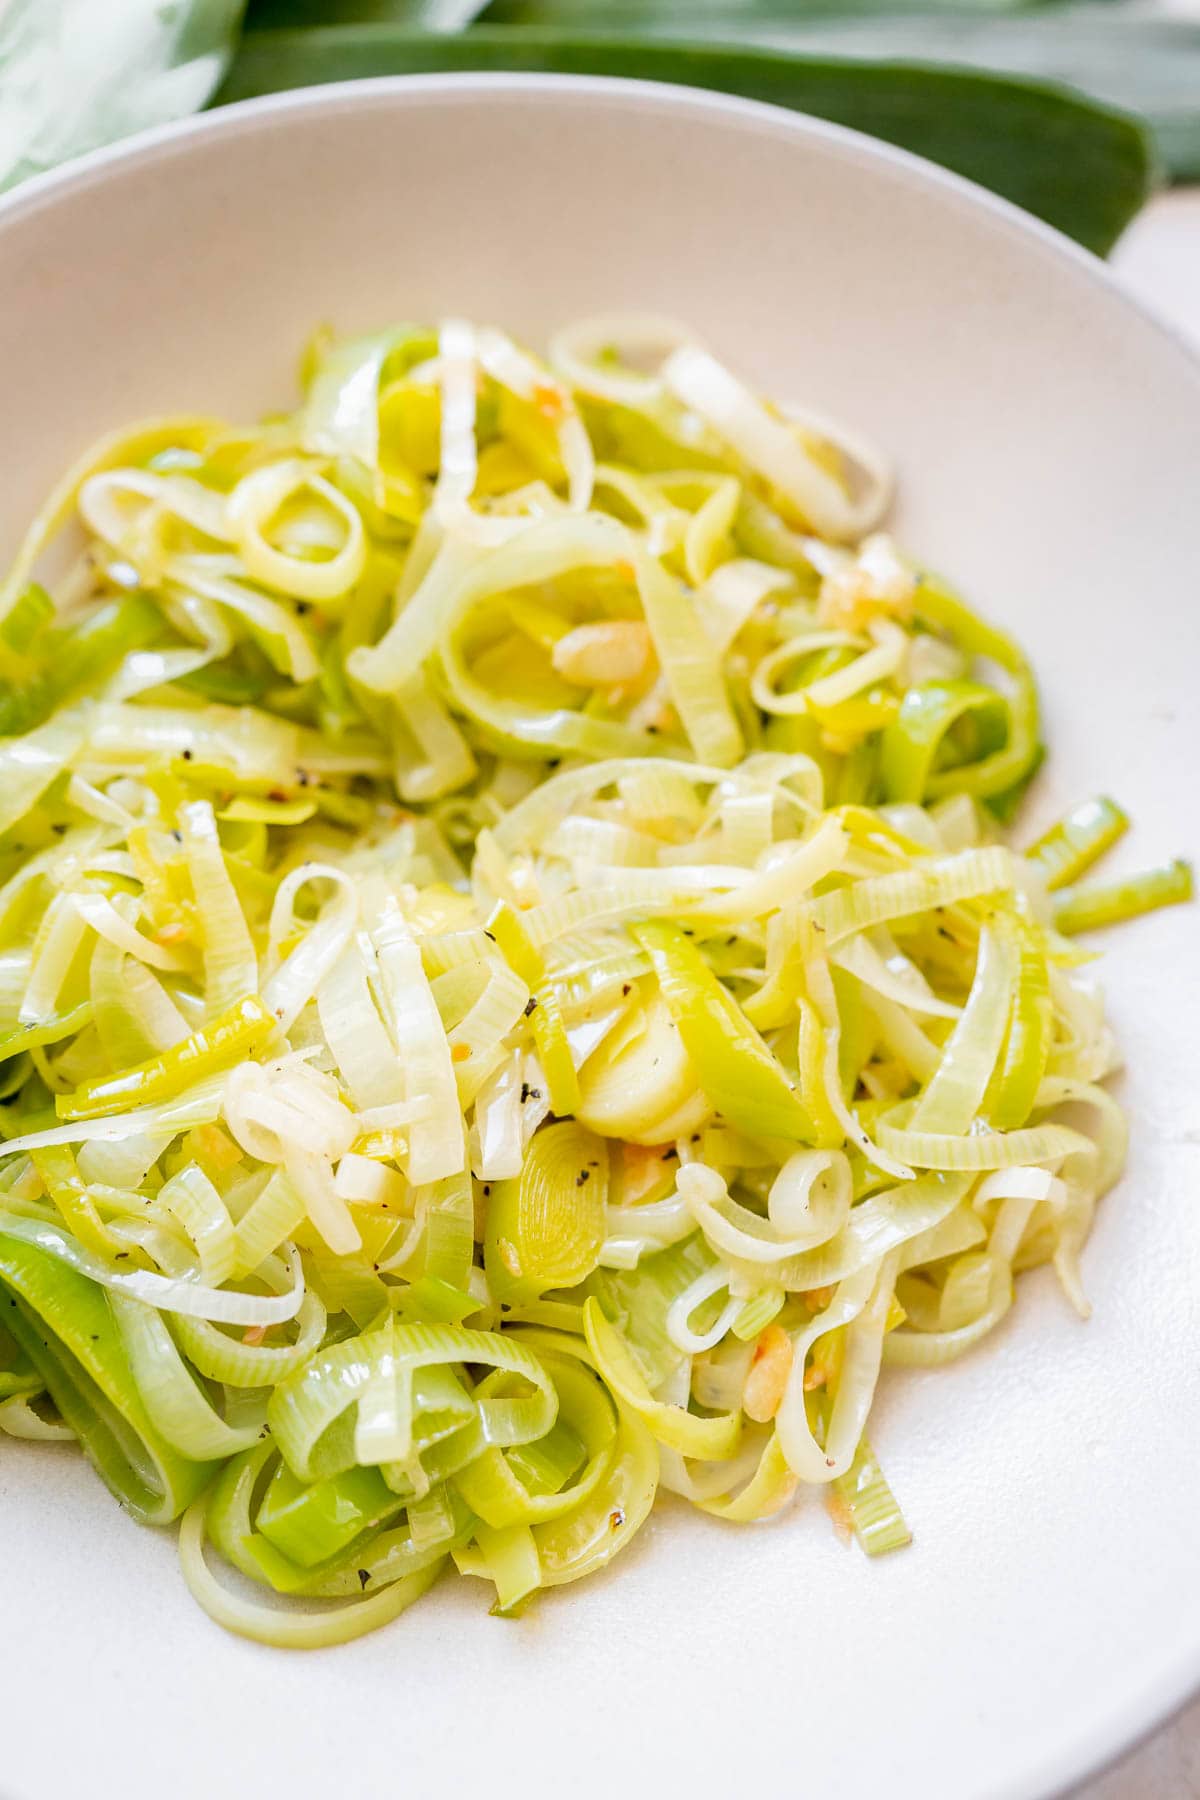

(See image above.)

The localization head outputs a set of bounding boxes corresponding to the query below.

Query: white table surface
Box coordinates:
[1070,186,1200,1799]
[1113,190,1200,349]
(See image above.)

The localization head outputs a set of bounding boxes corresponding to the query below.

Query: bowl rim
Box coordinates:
[0,68,1197,393]
[0,67,1197,1797]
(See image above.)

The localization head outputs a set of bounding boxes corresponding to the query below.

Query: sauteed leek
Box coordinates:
[0,315,1189,1645]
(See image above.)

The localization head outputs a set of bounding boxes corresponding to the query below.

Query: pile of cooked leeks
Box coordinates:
[0,316,1189,1644]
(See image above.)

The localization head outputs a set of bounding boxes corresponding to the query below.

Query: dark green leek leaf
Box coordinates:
[485,0,1103,17]
[245,0,491,25]
[219,24,1153,254]
[488,6,1196,178]
[731,10,1200,182]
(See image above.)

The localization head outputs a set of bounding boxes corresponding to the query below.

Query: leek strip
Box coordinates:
[268,1322,558,1483]
[56,995,272,1120]
[686,814,847,925]
[231,1166,308,1273]
[262,865,357,1034]
[165,557,319,683]
[1053,860,1193,934]
[456,1356,617,1529]
[433,318,479,514]
[179,800,259,1018]
[301,326,434,470]
[412,1171,475,1291]
[0,713,86,838]
[0,581,53,656]
[678,1155,852,1265]
[350,512,616,698]
[226,460,367,603]
[880,680,1009,804]
[1028,796,1128,891]
[179,1500,443,1649]
[29,1144,124,1262]
[0,1392,74,1440]
[830,1437,912,1555]
[988,924,1053,1132]
[0,1235,214,1523]
[667,1266,740,1355]
[0,1003,92,1060]
[20,893,92,1021]
[158,1162,236,1285]
[110,1294,264,1459]
[317,945,406,1113]
[505,1326,660,1588]
[866,994,942,1084]
[633,920,811,1142]
[488,901,581,1118]
[743,1171,973,1293]
[906,926,1015,1136]
[90,939,189,1063]
[202,1439,441,1596]
[913,606,1040,806]
[372,909,464,1185]
[393,673,478,802]
[492,755,725,858]
[633,547,741,767]
[470,1522,541,1613]
[476,325,594,513]
[776,1252,899,1483]
[695,1431,797,1522]
[663,346,879,541]
[831,929,960,1020]
[173,1287,326,1388]
[255,1460,402,1568]
[811,847,1012,945]
[0,1210,306,1326]
[731,1287,786,1341]
[285,1149,361,1257]
[877,1109,1090,1172]
[583,1296,740,1460]
[0,412,217,616]
[0,1079,226,1155]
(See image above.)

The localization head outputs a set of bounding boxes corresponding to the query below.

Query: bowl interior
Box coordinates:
[1,76,1198,1800]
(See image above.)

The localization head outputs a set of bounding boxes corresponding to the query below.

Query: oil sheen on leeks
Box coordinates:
[0,308,1187,1649]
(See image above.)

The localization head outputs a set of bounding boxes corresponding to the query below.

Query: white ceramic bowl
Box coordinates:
[1,75,1197,1800]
